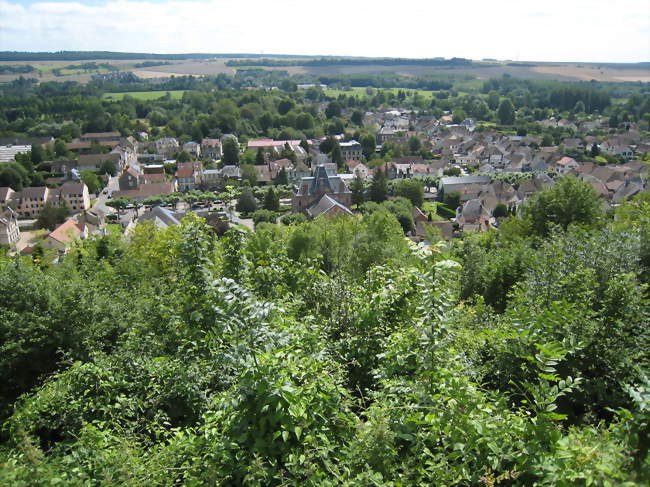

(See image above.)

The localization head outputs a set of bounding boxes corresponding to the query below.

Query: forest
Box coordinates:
[0,179,649,485]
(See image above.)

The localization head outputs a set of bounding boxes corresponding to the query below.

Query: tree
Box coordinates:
[590,144,601,157]
[36,203,70,230]
[524,176,602,236]
[106,197,130,217]
[176,150,191,163]
[574,100,586,114]
[30,144,45,165]
[350,172,365,207]
[240,164,257,186]
[222,138,240,164]
[277,98,294,115]
[408,136,422,155]
[80,171,102,194]
[263,186,280,212]
[493,202,508,218]
[331,145,343,168]
[325,101,342,119]
[295,113,314,130]
[488,90,500,110]
[370,168,388,203]
[0,165,26,190]
[255,148,266,165]
[251,209,277,227]
[319,137,336,154]
[497,98,516,125]
[394,179,424,208]
[443,167,461,177]
[443,191,461,211]
[97,159,116,176]
[54,139,68,158]
[236,187,257,213]
[351,110,363,125]
[360,134,376,160]
[275,167,289,186]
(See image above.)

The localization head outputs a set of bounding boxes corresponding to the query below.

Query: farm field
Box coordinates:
[102,90,187,101]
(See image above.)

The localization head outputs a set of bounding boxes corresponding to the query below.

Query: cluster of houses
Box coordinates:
[1,111,648,251]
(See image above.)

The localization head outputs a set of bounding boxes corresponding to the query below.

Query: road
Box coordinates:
[92,175,119,215]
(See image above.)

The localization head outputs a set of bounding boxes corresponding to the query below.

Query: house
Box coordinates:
[293,165,352,214]
[136,205,181,229]
[119,167,140,191]
[112,182,176,201]
[555,156,579,174]
[416,220,454,240]
[440,176,491,196]
[14,187,52,218]
[0,208,20,245]
[176,162,203,191]
[77,153,122,173]
[59,182,91,212]
[339,141,363,161]
[182,141,201,158]
[201,138,222,160]
[80,132,121,143]
[0,187,16,210]
[153,137,180,157]
[44,218,87,253]
[0,144,31,163]
[601,139,634,159]
[456,198,491,232]
[202,169,221,189]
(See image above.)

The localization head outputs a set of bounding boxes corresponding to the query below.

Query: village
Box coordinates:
[1,106,648,258]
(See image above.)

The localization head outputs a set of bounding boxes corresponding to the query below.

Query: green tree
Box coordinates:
[236,187,257,213]
[350,172,365,207]
[176,150,191,163]
[263,186,280,212]
[351,110,363,125]
[325,101,342,119]
[240,164,257,186]
[394,178,424,207]
[36,203,70,230]
[80,171,102,194]
[275,167,289,186]
[30,144,45,165]
[255,147,265,165]
[222,138,240,164]
[408,136,422,155]
[524,176,602,236]
[487,90,500,110]
[99,159,117,176]
[360,134,376,159]
[442,191,461,211]
[370,168,388,203]
[497,98,516,125]
[331,145,343,168]
[493,202,508,218]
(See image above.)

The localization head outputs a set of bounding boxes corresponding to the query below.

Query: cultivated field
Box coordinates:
[102,90,187,101]
[1,58,648,84]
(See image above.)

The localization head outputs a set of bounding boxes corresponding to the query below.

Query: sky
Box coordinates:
[0,0,649,63]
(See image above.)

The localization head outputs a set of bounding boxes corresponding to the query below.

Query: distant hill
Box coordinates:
[0,51,346,62]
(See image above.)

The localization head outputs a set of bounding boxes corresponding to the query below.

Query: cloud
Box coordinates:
[0,0,648,62]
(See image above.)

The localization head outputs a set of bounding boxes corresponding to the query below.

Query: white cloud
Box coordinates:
[0,0,648,62]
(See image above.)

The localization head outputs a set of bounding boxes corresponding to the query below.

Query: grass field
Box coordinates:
[103,90,187,101]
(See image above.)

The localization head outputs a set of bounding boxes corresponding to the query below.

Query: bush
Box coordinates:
[251,209,277,226]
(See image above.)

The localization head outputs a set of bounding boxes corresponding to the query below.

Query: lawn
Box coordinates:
[102,90,187,101]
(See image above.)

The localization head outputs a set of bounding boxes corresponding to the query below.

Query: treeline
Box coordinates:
[133,61,172,68]
[0,64,35,74]
[482,77,612,112]
[227,56,473,67]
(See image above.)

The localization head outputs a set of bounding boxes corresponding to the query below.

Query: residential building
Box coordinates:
[201,138,222,160]
[44,219,87,253]
[59,182,91,212]
[0,208,20,245]
[339,141,363,161]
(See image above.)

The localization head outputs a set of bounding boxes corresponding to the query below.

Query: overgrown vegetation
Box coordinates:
[0,189,648,485]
